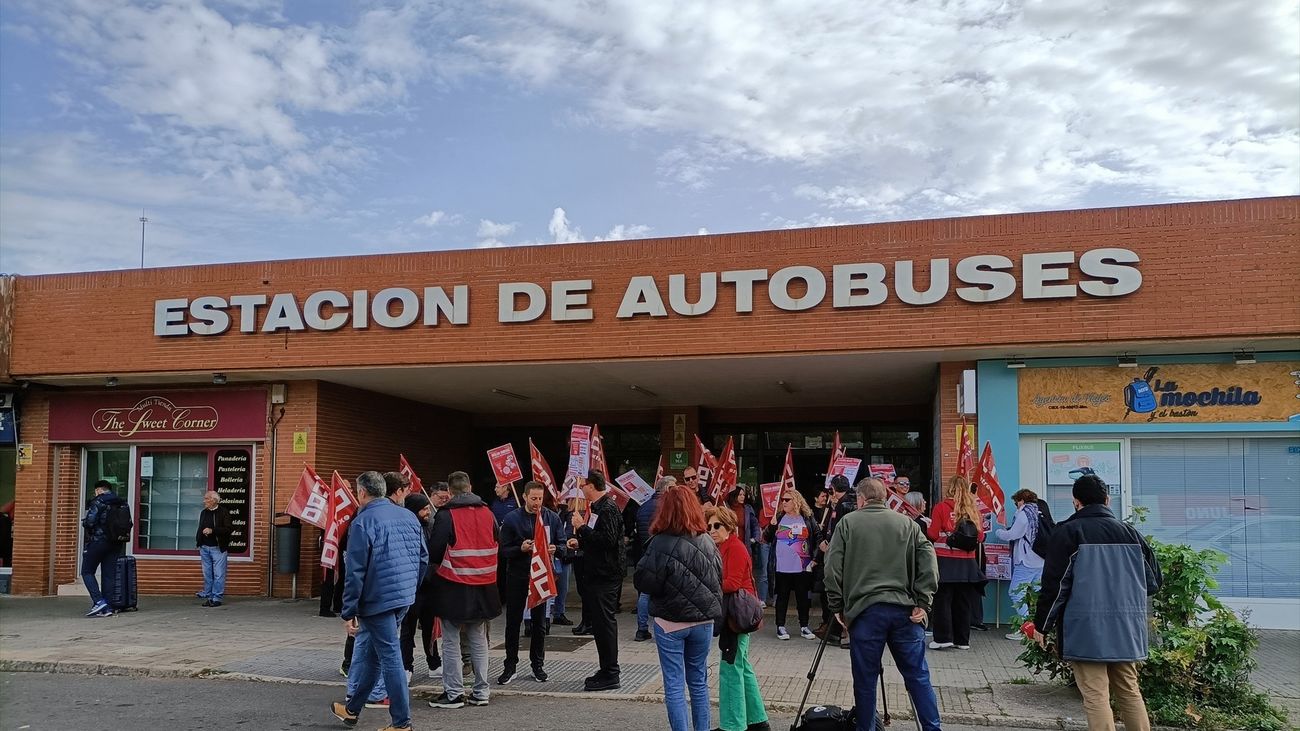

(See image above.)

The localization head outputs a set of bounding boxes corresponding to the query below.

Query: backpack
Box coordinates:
[946,517,980,552]
[1031,511,1055,558]
[103,502,134,544]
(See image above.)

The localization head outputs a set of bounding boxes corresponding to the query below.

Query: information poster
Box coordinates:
[1045,441,1121,490]
[214,448,252,556]
[984,544,1012,581]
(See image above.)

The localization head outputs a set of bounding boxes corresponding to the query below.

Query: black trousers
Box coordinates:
[774,571,813,628]
[503,575,547,671]
[583,578,621,677]
[319,567,344,615]
[932,582,977,646]
[400,594,439,672]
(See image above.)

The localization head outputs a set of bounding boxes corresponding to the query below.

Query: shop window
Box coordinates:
[137,450,209,553]
[84,448,130,502]
[870,430,920,450]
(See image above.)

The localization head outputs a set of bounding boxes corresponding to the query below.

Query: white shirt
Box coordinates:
[995,504,1045,569]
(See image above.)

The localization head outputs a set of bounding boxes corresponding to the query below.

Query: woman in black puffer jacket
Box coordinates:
[634,485,723,731]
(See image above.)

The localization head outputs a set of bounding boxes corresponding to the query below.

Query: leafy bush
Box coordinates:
[1016,514,1288,730]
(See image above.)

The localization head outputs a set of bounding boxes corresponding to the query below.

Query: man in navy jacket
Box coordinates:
[331,471,428,731]
[497,481,568,684]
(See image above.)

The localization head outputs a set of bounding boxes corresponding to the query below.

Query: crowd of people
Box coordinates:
[77,456,1163,731]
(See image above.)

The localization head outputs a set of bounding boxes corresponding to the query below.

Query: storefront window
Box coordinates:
[870,430,920,449]
[84,448,130,501]
[138,450,209,552]
[1131,437,1300,599]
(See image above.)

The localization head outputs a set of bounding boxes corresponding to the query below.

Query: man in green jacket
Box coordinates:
[825,477,942,731]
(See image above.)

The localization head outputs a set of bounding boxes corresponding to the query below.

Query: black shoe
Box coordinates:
[634,629,651,642]
[497,667,516,685]
[209,600,223,607]
[466,695,489,707]
[319,609,337,618]
[584,675,621,691]
[552,614,573,626]
[971,623,989,631]
[428,692,465,709]
[201,599,213,607]
[571,623,592,636]
[747,723,772,731]
[532,666,548,682]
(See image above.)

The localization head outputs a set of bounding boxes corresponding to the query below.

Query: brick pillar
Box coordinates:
[659,406,700,478]
[937,361,977,496]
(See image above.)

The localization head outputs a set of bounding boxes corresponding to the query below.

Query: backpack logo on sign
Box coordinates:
[946,518,979,552]
[104,503,134,543]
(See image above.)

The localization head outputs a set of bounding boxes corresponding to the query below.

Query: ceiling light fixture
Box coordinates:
[1234,349,1256,365]
[1005,357,1026,369]
[629,384,657,398]
[776,380,795,393]
[1117,353,1139,368]
[491,388,531,401]
[105,376,119,387]
[212,373,228,385]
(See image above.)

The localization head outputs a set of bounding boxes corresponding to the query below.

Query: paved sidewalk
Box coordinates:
[2,595,1296,729]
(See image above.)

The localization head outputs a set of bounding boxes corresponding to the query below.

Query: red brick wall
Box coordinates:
[12,392,51,594]
[937,361,977,494]
[10,198,1299,380]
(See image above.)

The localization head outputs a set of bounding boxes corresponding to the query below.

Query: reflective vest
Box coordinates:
[436,505,498,586]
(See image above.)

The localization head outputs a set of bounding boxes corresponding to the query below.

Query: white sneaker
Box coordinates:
[800,626,816,640]
[955,644,971,650]
[928,641,953,650]
[776,626,791,641]
[1005,631,1024,641]
[407,670,414,684]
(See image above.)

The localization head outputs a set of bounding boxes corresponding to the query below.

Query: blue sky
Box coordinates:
[1,0,1297,275]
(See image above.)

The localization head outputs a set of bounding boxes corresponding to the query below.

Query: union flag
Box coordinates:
[529,438,560,504]
[398,454,425,495]
[526,511,558,609]
[708,435,738,503]
[321,471,358,569]
[956,421,975,479]
[972,442,1007,524]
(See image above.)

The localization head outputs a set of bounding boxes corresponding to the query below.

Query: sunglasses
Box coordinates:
[708,522,726,531]
[781,497,793,502]
[897,481,910,487]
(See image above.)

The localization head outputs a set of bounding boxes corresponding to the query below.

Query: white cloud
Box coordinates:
[477,219,517,239]
[413,210,448,227]
[546,207,649,243]
[470,0,1300,215]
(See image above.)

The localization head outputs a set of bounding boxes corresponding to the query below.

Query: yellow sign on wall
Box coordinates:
[1019,362,1300,424]
[292,431,309,454]
[16,443,33,465]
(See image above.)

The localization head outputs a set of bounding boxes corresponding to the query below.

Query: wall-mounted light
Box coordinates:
[776,380,795,393]
[212,373,228,385]
[491,387,531,401]
[1117,353,1139,368]
[105,376,119,387]
[1005,357,1026,369]
[629,384,658,398]
[270,383,287,404]
[1234,349,1256,365]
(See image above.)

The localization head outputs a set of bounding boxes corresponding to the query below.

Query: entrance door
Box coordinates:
[78,447,132,560]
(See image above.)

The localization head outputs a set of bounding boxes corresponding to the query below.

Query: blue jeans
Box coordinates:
[199,545,227,601]
[553,560,571,617]
[637,592,651,632]
[347,626,388,703]
[653,621,713,731]
[80,540,119,606]
[1009,563,1043,620]
[848,603,942,731]
[346,608,408,726]
[754,543,771,601]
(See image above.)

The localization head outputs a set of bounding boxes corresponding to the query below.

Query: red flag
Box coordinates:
[771,444,795,525]
[530,439,560,504]
[526,512,558,609]
[398,454,426,496]
[321,471,358,569]
[708,435,738,502]
[973,442,1007,524]
[824,431,845,488]
[956,421,975,478]
[286,465,329,529]
[692,435,717,488]
[590,424,610,480]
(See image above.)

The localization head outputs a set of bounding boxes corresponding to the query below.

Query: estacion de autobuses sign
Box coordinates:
[154,248,1142,336]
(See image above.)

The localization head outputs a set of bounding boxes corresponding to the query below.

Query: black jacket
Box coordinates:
[634,532,723,623]
[195,506,235,552]
[427,494,504,622]
[574,493,626,584]
[499,506,569,580]
[1034,504,1162,662]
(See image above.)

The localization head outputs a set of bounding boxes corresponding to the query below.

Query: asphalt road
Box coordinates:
[0,671,997,730]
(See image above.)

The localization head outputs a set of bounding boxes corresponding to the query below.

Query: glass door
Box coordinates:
[80,447,132,556]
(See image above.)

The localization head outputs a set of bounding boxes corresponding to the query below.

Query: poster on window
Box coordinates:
[214,449,252,556]
[1045,442,1122,493]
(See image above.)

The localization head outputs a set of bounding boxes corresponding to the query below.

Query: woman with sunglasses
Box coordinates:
[706,505,772,731]
[762,490,821,641]
[634,486,724,731]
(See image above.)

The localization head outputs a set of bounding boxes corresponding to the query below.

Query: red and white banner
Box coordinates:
[957,421,975,478]
[770,444,796,524]
[972,442,1007,524]
[607,484,632,512]
[559,474,583,501]
[488,443,524,486]
[590,424,610,480]
[321,471,359,569]
[759,481,782,524]
[867,462,895,483]
[885,491,922,518]
[526,512,559,609]
[286,465,330,529]
[398,453,425,496]
[693,435,717,489]
[567,425,592,478]
[529,439,561,504]
[823,430,845,489]
[708,435,738,502]
[828,456,863,487]
[615,469,656,505]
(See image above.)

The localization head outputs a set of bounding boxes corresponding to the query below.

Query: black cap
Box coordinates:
[403,493,431,514]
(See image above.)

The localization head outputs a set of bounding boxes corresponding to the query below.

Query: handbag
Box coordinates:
[724,588,764,634]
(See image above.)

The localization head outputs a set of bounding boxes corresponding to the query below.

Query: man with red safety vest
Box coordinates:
[427,470,503,710]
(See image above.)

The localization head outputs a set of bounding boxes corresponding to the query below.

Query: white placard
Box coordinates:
[615,470,656,505]
[140,456,154,478]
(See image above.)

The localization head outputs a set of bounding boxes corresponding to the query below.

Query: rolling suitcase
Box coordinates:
[107,554,138,611]
[790,629,921,730]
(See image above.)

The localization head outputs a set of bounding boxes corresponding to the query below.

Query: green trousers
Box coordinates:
[719,632,769,731]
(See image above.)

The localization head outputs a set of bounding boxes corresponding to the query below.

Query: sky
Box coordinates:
[0,0,1296,275]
